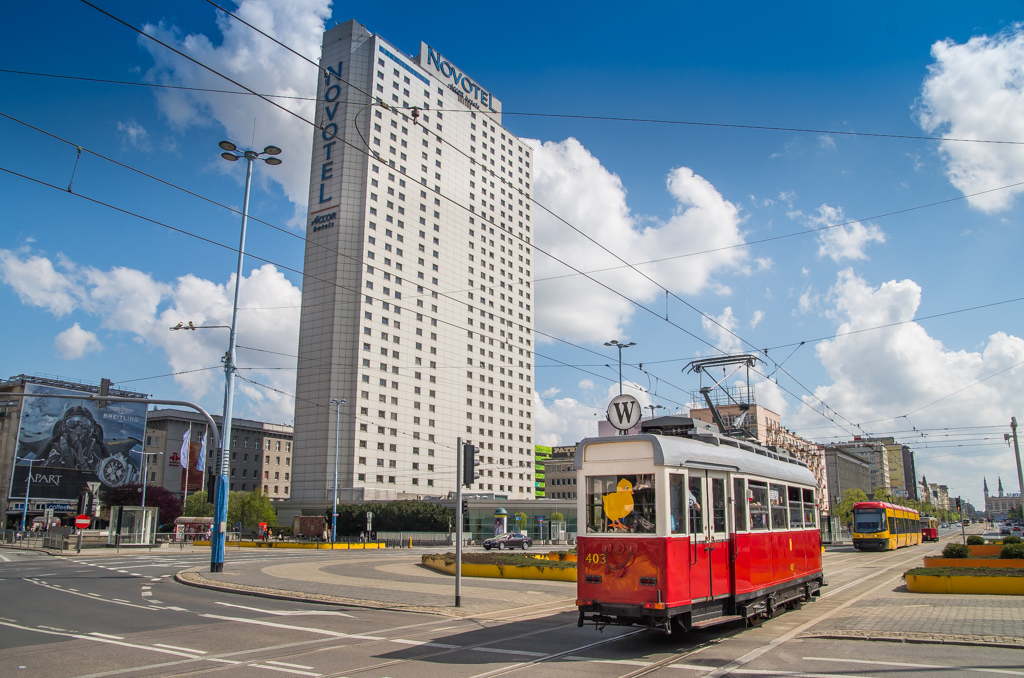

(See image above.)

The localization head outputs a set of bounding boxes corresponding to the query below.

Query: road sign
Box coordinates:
[75,514,91,529]
[606,394,642,431]
[86,481,100,494]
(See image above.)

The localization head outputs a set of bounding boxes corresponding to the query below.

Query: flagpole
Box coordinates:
[182,424,192,512]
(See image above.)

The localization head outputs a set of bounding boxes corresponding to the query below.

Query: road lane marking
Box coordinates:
[265,661,316,669]
[89,632,125,639]
[254,665,322,676]
[199,614,381,639]
[0,621,199,658]
[213,602,354,617]
[803,656,1024,676]
[153,643,207,654]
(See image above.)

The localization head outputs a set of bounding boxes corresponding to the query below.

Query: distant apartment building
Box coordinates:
[824,446,872,506]
[144,409,293,502]
[544,446,577,500]
[901,444,918,500]
[830,438,891,495]
[691,403,830,510]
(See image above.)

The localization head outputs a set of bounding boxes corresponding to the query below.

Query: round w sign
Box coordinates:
[606,394,642,431]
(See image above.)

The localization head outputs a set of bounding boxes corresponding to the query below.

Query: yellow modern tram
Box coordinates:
[851,501,922,550]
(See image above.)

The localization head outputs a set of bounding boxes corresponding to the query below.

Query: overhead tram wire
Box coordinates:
[9,65,1024,149]
[47,8,990,436]
[78,0,318,130]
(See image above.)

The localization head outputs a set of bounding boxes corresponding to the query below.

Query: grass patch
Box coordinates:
[422,552,576,569]
[905,567,1024,578]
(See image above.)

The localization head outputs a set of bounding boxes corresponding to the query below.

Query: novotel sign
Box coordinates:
[417,42,501,120]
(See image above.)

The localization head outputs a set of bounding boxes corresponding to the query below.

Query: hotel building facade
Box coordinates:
[290,20,536,515]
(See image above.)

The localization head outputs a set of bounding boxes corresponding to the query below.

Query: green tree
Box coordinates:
[550,512,565,522]
[873,487,891,501]
[324,500,454,535]
[835,488,869,525]
[182,493,214,518]
[227,490,277,532]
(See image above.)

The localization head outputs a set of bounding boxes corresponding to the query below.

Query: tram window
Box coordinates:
[802,488,816,527]
[688,475,703,534]
[584,474,656,534]
[733,478,747,531]
[888,516,897,534]
[853,507,885,533]
[711,477,726,533]
[748,481,769,531]
[669,474,687,534]
[788,486,803,528]
[770,483,788,530]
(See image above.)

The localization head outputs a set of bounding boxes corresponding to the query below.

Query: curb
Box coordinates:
[799,630,1024,650]
[174,569,465,617]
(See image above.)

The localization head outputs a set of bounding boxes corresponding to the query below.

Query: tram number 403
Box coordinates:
[584,553,607,564]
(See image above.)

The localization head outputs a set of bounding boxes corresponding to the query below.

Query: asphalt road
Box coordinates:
[0,529,1021,678]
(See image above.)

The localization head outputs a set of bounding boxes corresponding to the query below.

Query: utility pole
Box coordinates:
[1011,417,1023,505]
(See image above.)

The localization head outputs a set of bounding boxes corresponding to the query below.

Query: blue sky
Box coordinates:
[2,1,1024,508]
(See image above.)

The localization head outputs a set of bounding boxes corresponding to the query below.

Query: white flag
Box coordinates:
[180,426,191,469]
[197,427,207,472]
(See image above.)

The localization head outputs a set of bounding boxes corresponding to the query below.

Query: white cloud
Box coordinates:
[750,310,765,329]
[701,306,741,354]
[140,1,330,222]
[54,323,102,359]
[532,137,752,344]
[818,134,836,150]
[116,120,152,151]
[0,249,80,315]
[790,269,1024,499]
[791,203,886,262]
[918,26,1024,212]
[0,249,301,423]
[533,380,655,445]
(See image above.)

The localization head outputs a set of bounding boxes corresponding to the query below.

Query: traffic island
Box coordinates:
[189,540,384,549]
[421,552,576,582]
[905,567,1024,595]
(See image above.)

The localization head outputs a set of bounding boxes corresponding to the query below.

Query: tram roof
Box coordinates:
[575,432,818,487]
[852,500,919,514]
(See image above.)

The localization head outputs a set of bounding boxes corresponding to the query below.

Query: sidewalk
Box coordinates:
[177,550,576,617]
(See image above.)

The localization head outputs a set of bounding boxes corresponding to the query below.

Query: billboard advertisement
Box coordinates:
[8,383,148,502]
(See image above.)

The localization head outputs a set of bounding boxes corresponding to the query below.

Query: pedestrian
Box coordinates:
[321,527,328,543]
[359,531,365,543]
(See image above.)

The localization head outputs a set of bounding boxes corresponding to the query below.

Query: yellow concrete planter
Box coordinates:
[907,574,1024,595]
[546,551,577,562]
[923,557,1024,569]
[422,555,576,582]
[967,545,1006,557]
[191,540,384,549]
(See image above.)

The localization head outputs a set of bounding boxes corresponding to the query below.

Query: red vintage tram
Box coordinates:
[576,416,825,634]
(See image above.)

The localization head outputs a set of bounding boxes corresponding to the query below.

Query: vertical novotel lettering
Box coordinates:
[318,60,343,205]
[424,46,498,114]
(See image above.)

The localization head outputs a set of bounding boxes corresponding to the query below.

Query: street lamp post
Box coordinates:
[645,404,664,419]
[330,398,346,544]
[604,340,636,395]
[209,140,281,573]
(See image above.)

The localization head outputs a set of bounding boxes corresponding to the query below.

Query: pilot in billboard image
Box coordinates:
[9,383,148,501]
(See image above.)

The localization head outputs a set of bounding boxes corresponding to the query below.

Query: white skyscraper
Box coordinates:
[289,20,536,514]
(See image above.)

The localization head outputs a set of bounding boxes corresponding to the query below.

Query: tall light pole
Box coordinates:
[330,398,346,543]
[604,340,636,395]
[209,140,281,573]
[1009,418,1023,504]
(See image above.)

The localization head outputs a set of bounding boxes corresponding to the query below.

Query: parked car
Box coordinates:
[483,532,532,550]
[1000,523,1012,535]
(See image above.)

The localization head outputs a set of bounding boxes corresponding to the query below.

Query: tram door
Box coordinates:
[688,470,732,603]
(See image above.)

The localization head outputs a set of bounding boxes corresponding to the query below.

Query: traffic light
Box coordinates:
[461,498,469,515]
[462,442,479,487]
[77,492,88,515]
[206,471,216,503]
[955,497,962,511]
